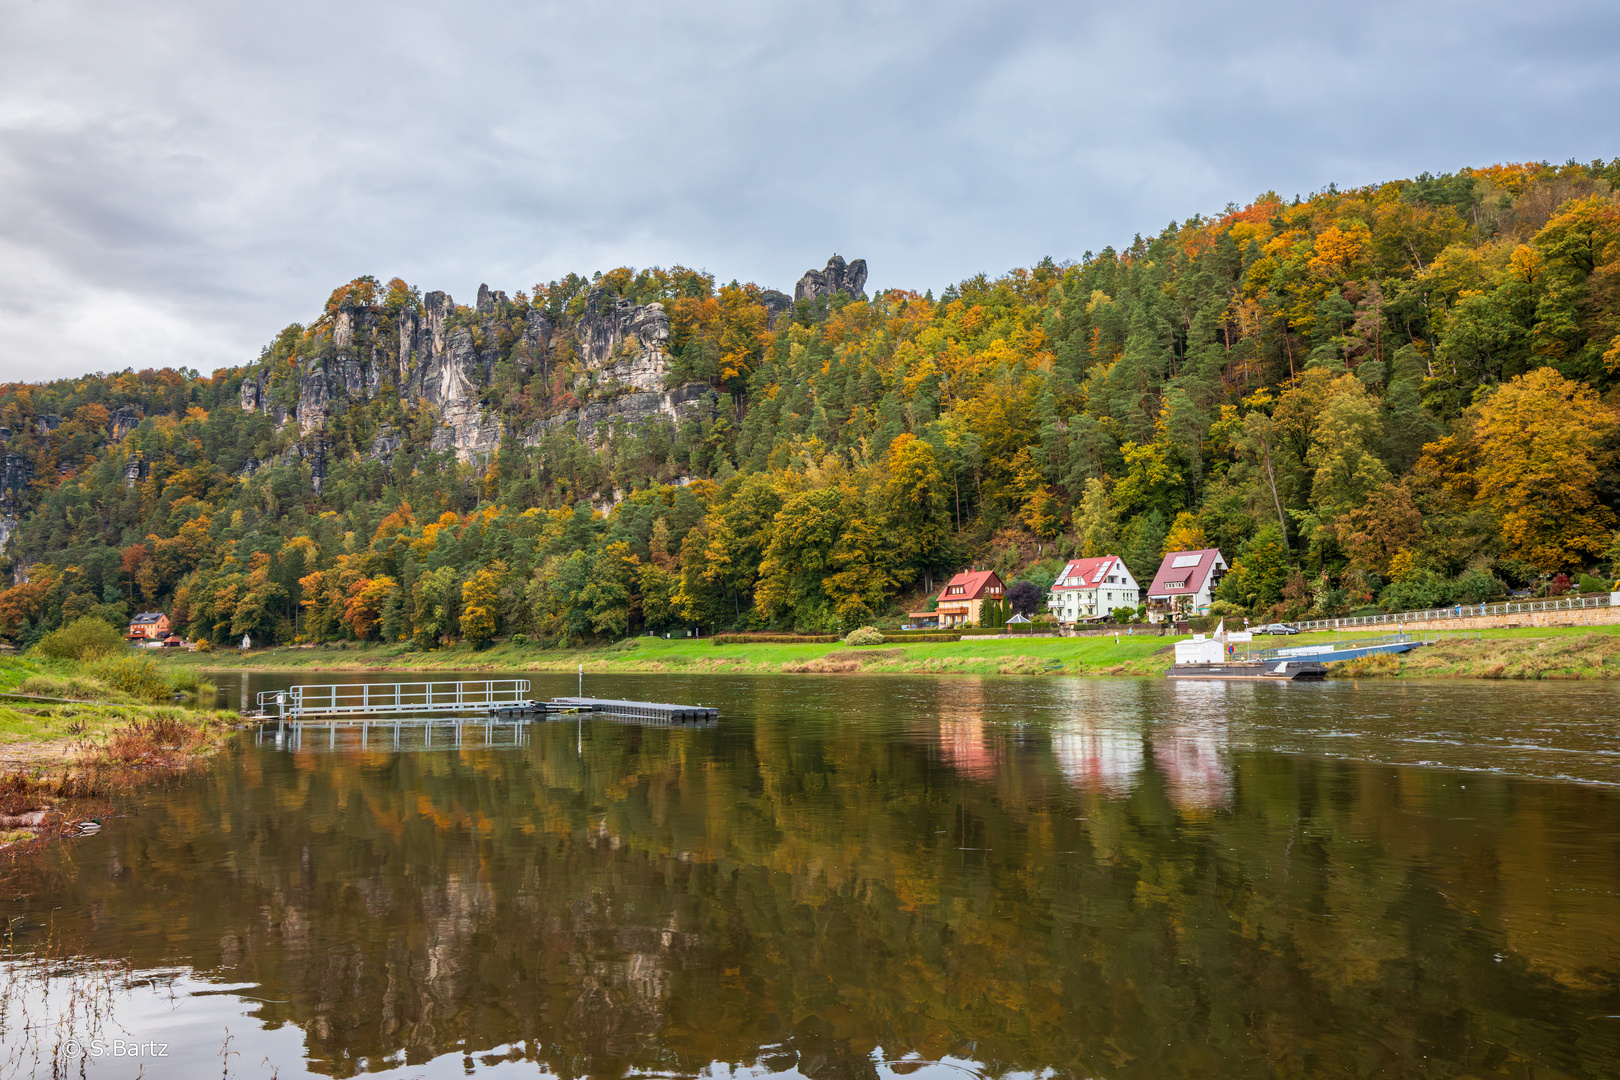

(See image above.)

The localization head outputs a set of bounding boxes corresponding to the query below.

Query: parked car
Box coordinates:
[1252,623,1301,635]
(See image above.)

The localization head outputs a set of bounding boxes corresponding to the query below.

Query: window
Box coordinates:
[1171,554,1201,568]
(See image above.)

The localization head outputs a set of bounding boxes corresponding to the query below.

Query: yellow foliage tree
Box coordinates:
[1474,367,1618,570]
[460,563,508,646]
[1161,512,1208,556]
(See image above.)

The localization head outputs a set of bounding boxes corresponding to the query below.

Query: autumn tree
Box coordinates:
[459,563,507,646]
[1473,367,1618,569]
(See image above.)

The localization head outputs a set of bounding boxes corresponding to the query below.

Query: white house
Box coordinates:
[1146,548,1228,623]
[1047,555,1142,625]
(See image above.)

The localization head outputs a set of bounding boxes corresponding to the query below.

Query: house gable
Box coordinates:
[1147,549,1226,598]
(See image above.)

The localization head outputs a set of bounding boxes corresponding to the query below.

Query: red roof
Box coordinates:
[1147,549,1225,596]
[1051,556,1125,591]
[937,569,1003,602]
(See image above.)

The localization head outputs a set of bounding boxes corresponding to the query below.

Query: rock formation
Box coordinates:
[231,259,867,487]
[794,255,868,304]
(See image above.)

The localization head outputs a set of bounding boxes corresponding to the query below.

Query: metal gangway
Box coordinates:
[254,680,533,720]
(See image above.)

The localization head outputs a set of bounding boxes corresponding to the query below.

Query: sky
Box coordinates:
[1,0,1616,383]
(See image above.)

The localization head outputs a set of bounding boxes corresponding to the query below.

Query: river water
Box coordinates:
[3,672,1620,1079]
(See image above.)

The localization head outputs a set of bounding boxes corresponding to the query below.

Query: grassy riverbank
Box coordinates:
[163,632,1181,678]
[0,655,237,858]
[1327,628,1620,680]
[158,624,1620,680]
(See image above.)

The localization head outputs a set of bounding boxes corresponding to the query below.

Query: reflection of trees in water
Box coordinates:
[9,705,1620,1080]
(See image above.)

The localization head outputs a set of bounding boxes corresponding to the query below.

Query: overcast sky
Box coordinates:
[1,0,1615,382]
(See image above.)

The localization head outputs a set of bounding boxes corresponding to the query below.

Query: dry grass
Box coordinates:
[781,657,861,673]
[0,708,228,872]
[823,648,907,664]
[1325,633,1620,680]
[1326,653,1403,678]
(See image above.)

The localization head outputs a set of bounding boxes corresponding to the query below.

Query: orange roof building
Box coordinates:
[918,569,1005,628]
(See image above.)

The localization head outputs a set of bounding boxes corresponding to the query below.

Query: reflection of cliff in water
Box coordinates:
[9,689,1620,1080]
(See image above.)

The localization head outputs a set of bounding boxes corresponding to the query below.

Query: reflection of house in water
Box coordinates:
[1154,681,1235,810]
[938,718,1000,781]
[929,679,1002,781]
[1052,720,1145,796]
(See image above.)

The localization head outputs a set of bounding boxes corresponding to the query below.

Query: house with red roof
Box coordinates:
[1146,548,1228,622]
[1046,556,1141,626]
[910,569,1005,628]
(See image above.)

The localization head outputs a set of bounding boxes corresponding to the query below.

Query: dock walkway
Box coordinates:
[246,681,718,729]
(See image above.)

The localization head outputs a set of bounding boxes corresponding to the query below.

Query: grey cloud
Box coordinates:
[0,0,1614,380]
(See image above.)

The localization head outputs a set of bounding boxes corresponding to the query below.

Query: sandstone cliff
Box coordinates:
[232,255,863,487]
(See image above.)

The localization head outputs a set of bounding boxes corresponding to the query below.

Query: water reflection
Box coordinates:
[4,674,1620,1079]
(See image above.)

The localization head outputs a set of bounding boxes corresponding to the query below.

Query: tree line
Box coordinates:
[3,158,1620,646]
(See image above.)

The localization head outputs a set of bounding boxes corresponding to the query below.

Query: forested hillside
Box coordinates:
[3,159,1619,648]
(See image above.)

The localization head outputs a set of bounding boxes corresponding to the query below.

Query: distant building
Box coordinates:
[1146,548,1228,622]
[128,611,170,640]
[915,569,1005,628]
[1047,556,1141,625]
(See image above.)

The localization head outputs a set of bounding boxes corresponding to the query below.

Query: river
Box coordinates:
[3,672,1619,1078]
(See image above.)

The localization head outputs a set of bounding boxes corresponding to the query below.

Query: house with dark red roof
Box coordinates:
[911,569,1005,628]
[1146,548,1228,622]
[1046,556,1141,625]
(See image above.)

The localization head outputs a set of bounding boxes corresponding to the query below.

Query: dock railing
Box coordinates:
[1244,631,1481,662]
[256,680,531,719]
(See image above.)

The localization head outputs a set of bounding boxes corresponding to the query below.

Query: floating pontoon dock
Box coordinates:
[246,681,719,729]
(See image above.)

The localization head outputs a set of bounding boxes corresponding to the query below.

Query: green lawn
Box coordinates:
[160,631,1180,677]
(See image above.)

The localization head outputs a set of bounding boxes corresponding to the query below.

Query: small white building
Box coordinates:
[1146,548,1228,623]
[1047,555,1142,625]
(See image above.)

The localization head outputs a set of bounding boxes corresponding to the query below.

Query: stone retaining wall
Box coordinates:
[1367,607,1620,632]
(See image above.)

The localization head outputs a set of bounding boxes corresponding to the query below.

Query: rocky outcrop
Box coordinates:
[399,291,486,409]
[795,255,867,304]
[331,302,383,400]
[110,406,139,441]
[0,453,32,510]
[431,402,501,467]
[475,283,509,313]
[239,372,267,413]
[575,290,672,394]
[369,427,405,469]
[524,383,715,447]
[0,452,33,553]
[759,289,794,328]
[231,260,870,481]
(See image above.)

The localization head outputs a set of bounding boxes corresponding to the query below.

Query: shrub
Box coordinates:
[844,626,886,646]
[102,713,206,765]
[1577,573,1614,595]
[32,617,127,662]
[1006,580,1044,617]
[88,655,172,703]
[509,633,530,646]
[1378,571,1452,613]
[1453,567,1507,604]
[192,638,212,653]
[712,634,840,645]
